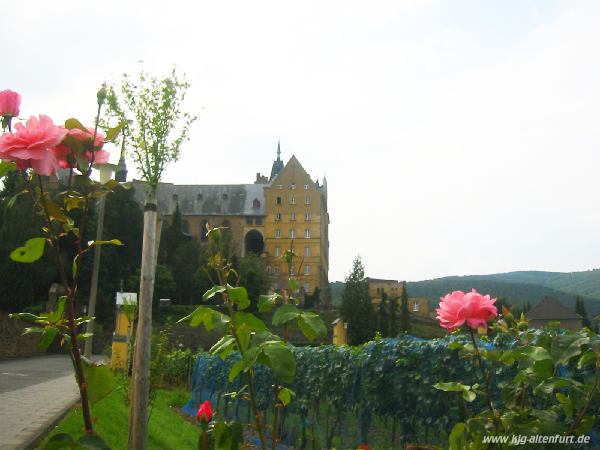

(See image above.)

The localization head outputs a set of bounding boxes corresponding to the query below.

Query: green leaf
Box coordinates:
[298,312,327,340]
[227,286,250,310]
[272,304,301,326]
[556,336,589,366]
[87,239,123,247]
[76,333,94,341]
[44,194,72,225]
[449,422,467,450]
[519,346,552,362]
[23,326,46,335]
[262,341,296,383]
[0,161,16,178]
[10,312,45,323]
[203,285,226,301]
[577,349,597,369]
[228,346,260,382]
[555,392,573,417]
[433,382,471,392]
[288,278,298,292]
[64,196,85,211]
[214,420,244,450]
[105,121,128,142]
[78,434,111,450]
[210,335,237,359]
[39,327,59,349]
[83,363,117,404]
[65,118,88,132]
[236,324,251,353]
[232,312,267,332]
[258,293,280,313]
[533,377,580,395]
[448,341,464,350]
[179,305,230,331]
[278,387,295,406]
[551,333,587,364]
[462,390,476,402]
[10,237,46,263]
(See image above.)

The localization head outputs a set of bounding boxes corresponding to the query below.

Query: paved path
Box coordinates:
[0,355,79,450]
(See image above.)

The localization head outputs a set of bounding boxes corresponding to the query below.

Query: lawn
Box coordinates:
[42,386,199,449]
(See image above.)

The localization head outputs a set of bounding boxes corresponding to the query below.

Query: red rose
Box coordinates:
[196,400,212,423]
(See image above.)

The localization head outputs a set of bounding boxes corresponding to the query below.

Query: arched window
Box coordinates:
[253,198,261,209]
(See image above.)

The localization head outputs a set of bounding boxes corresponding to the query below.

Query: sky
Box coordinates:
[2,0,600,282]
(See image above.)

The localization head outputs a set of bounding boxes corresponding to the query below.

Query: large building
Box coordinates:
[366,278,429,317]
[132,146,330,302]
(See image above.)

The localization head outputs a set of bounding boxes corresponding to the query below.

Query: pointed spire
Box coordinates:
[115,134,128,182]
[270,139,284,181]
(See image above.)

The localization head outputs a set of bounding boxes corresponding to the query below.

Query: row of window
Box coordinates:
[275,229,311,238]
[274,246,311,257]
[275,212,312,221]
[276,183,310,190]
[276,196,311,205]
[267,265,311,276]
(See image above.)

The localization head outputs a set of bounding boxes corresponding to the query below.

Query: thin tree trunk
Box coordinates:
[128,191,158,450]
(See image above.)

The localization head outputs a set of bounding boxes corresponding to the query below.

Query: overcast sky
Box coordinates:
[2,0,600,282]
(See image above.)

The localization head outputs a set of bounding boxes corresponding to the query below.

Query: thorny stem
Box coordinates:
[468,328,501,434]
[36,175,94,432]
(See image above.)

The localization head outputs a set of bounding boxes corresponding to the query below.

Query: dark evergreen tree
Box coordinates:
[399,281,410,333]
[389,293,399,336]
[378,292,390,337]
[340,256,376,345]
[575,296,591,328]
[237,254,268,313]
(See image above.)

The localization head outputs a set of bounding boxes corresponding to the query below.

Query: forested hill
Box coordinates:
[330,269,600,317]
[406,276,600,317]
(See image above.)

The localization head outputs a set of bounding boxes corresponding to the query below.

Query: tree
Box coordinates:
[236,254,268,313]
[389,292,399,337]
[340,256,376,345]
[575,296,591,328]
[378,292,390,337]
[399,281,410,334]
[106,68,197,450]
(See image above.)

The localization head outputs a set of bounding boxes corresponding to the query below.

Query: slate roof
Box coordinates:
[132,181,266,216]
[526,297,582,320]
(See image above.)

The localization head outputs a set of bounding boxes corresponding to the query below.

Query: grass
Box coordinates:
[42,386,199,450]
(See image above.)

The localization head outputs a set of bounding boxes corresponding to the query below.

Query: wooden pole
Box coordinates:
[128,191,158,450]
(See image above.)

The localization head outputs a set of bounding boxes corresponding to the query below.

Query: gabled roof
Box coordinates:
[526,297,582,320]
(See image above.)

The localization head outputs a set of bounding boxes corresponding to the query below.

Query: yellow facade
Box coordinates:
[366,278,429,318]
[133,150,329,302]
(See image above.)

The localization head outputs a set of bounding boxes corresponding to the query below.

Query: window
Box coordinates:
[223,193,228,201]
[290,196,296,205]
[255,217,263,225]
[304,228,311,238]
[172,194,179,202]
[275,212,281,221]
[275,247,281,257]
[266,266,271,274]
[276,196,282,205]
[304,211,312,221]
[197,193,203,201]
[413,301,420,312]
[304,246,310,257]
[290,212,296,221]
[246,217,253,225]
[277,184,283,190]
[304,184,309,190]
[305,195,311,205]
[304,265,310,276]
[274,265,280,275]
[289,229,296,239]
[291,183,296,190]
[275,229,281,238]
[290,266,296,276]
[252,198,261,209]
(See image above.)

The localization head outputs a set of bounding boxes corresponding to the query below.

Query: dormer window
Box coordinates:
[197,193,203,201]
[277,184,283,189]
[291,183,296,190]
[304,184,309,190]
[223,193,228,201]
[252,198,261,209]
[172,194,179,202]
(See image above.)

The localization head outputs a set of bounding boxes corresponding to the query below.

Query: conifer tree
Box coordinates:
[378,292,390,337]
[399,281,410,333]
[340,256,376,345]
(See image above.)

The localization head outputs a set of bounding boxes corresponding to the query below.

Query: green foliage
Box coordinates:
[340,256,376,345]
[399,281,410,334]
[104,68,198,189]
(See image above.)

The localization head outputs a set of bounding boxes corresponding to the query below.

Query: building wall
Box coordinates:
[367,279,429,317]
[263,157,328,296]
[529,319,582,330]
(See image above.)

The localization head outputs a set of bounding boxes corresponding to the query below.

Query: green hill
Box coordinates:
[330,268,600,319]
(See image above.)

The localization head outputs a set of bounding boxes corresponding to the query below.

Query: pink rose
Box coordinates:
[436,289,498,331]
[0,90,21,117]
[53,127,109,169]
[0,115,66,176]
